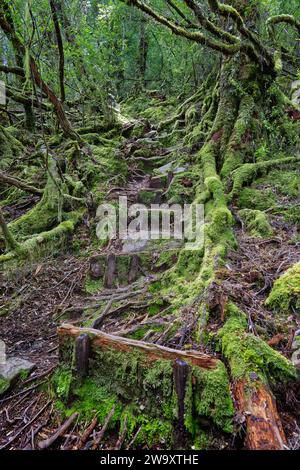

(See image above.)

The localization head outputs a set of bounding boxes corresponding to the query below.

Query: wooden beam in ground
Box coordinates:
[58,323,218,370]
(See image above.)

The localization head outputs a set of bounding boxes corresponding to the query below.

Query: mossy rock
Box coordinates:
[266,262,300,314]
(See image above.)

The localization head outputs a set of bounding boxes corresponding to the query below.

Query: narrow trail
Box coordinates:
[0,117,187,449]
[0,110,299,449]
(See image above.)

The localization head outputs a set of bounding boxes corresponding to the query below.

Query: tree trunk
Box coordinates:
[49,0,66,103]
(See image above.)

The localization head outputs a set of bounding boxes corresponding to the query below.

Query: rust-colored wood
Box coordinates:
[58,323,218,370]
[234,379,287,450]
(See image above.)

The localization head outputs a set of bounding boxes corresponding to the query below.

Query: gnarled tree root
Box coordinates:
[0,211,83,270]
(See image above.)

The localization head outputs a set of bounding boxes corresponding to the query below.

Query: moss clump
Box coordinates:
[218,303,297,383]
[0,376,10,395]
[85,276,103,294]
[52,366,73,401]
[266,262,300,314]
[207,207,233,241]
[239,209,273,237]
[238,188,276,211]
[185,362,234,436]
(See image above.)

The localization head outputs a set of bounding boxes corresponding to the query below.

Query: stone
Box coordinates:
[0,357,35,395]
[122,238,148,254]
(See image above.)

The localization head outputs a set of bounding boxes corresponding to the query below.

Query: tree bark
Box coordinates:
[0,8,77,138]
[233,379,287,450]
[49,0,66,103]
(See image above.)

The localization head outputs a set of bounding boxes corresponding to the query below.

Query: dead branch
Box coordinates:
[37,412,79,450]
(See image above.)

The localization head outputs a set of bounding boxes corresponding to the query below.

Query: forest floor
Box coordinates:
[0,95,300,450]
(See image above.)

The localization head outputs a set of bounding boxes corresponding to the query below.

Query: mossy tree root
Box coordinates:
[0,210,83,269]
[219,303,297,450]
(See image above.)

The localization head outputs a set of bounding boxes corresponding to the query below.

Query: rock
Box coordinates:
[155,162,187,175]
[122,238,148,254]
[0,357,35,395]
[173,166,187,174]
[155,162,175,174]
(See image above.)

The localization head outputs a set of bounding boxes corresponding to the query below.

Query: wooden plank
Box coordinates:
[58,323,218,369]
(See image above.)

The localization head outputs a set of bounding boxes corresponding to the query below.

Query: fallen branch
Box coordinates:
[0,171,43,195]
[37,412,79,450]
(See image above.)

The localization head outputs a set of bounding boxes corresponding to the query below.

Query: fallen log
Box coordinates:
[57,325,234,447]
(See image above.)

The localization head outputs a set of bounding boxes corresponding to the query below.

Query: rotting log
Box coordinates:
[57,324,235,447]
[58,323,217,369]
[233,380,287,450]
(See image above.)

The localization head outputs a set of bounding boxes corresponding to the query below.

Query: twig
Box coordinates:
[127,426,142,449]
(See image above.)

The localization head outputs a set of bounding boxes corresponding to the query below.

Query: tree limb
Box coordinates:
[0,171,43,195]
[0,64,24,76]
[121,0,240,55]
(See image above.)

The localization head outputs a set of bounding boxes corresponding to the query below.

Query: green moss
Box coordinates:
[239,209,273,238]
[253,168,300,201]
[0,376,10,395]
[266,262,300,314]
[85,276,103,294]
[238,188,276,211]
[57,327,235,447]
[185,362,234,435]
[8,158,62,237]
[52,366,73,401]
[230,156,300,199]
[207,207,233,240]
[218,303,297,383]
